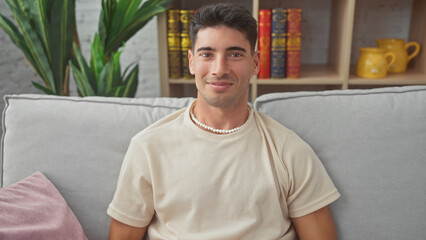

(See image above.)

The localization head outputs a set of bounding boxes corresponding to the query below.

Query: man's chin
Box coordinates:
[201,94,237,108]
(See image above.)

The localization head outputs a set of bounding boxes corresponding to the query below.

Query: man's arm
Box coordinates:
[291,206,338,240]
[108,218,147,240]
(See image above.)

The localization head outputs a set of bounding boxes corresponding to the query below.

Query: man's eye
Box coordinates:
[230,52,243,57]
[200,53,212,58]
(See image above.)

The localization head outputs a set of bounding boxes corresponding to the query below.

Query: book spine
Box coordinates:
[180,10,194,79]
[270,8,287,79]
[258,9,272,79]
[286,8,302,78]
[167,10,182,79]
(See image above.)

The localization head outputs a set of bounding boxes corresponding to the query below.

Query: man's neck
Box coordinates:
[192,98,249,132]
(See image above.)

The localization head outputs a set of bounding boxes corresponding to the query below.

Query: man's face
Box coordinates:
[188,26,260,108]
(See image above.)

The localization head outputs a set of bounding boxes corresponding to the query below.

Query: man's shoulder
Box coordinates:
[254,110,317,159]
[133,107,188,142]
[255,110,319,154]
[254,110,293,135]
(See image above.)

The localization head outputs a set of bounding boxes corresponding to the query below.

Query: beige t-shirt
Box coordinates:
[107,102,340,239]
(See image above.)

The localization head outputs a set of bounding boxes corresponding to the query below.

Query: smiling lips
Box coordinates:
[208,81,234,91]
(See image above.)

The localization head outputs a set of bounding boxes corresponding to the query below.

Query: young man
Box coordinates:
[108,3,340,240]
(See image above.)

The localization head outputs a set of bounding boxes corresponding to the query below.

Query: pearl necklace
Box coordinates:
[190,109,248,134]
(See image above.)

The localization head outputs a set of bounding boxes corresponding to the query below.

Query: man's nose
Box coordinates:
[212,55,230,77]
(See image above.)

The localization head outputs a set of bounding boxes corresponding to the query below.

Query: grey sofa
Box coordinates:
[1,85,426,239]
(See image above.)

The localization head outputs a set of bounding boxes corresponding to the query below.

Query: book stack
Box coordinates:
[167,9,195,79]
[258,8,302,79]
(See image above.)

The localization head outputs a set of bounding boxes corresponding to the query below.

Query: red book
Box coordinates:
[258,9,272,79]
[286,8,302,78]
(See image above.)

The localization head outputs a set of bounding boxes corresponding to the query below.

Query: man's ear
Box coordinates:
[188,49,194,75]
[252,50,260,75]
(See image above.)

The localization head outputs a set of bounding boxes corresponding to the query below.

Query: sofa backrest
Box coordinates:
[254,85,426,239]
[2,86,426,239]
[1,95,193,240]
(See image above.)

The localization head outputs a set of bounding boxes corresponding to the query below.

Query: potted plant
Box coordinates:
[0,0,171,97]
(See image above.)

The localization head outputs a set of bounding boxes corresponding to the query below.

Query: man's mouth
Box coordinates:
[208,81,233,91]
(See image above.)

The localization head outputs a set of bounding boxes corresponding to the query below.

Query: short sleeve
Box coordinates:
[107,138,155,227]
[283,132,340,218]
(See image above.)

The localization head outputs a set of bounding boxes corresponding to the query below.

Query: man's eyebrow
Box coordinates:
[196,47,214,52]
[196,46,247,52]
[226,46,247,52]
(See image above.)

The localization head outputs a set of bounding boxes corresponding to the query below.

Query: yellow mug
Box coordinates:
[356,48,396,78]
[376,38,420,73]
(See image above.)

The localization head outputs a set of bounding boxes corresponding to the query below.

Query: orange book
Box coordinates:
[286,8,302,78]
[258,9,272,79]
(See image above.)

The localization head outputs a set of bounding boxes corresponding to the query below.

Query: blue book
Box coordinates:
[271,8,287,78]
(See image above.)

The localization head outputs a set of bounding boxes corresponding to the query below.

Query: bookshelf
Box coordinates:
[157,0,426,101]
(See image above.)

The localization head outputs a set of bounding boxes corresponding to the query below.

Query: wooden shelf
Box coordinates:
[256,65,342,85]
[168,65,342,85]
[158,0,426,99]
[350,68,426,85]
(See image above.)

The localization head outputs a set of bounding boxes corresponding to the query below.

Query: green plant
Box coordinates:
[99,0,171,57]
[70,34,138,97]
[0,0,170,97]
[0,0,76,95]
[69,0,171,97]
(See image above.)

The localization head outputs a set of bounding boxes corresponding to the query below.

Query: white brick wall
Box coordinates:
[0,0,161,121]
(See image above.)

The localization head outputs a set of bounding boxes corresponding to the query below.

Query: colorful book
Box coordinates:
[180,10,194,79]
[167,10,182,79]
[286,8,302,78]
[258,9,272,79]
[270,8,287,79]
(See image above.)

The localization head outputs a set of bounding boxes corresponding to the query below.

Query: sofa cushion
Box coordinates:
[1,95,193,240]
[0,171,87,240]
[254,85,426,239]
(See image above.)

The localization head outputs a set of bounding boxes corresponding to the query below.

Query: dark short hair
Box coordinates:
[189,2,258,54]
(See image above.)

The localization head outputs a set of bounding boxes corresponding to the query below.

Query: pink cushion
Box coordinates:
[0,172,87,240]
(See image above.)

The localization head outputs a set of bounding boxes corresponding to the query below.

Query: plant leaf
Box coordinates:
[73,43,96,91]
[122,64,138,97]
[32,81,56,95]
[97,60,112,96]
[99,0,117,48]
[121,0,143,27]
[69,61,95,96]
[144,0,171,8]
[49,0,75,94]
[90,33,105,85]
[29,0,50,57]
[111,85,125,97]
[105,49,123,96]
[133,4,167,27]
[109,0,133,39]
[6,0,56,93]
[104,5,166,55]
[98,7,107,46]
[140,0,171,10]
[0,14,35,66]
